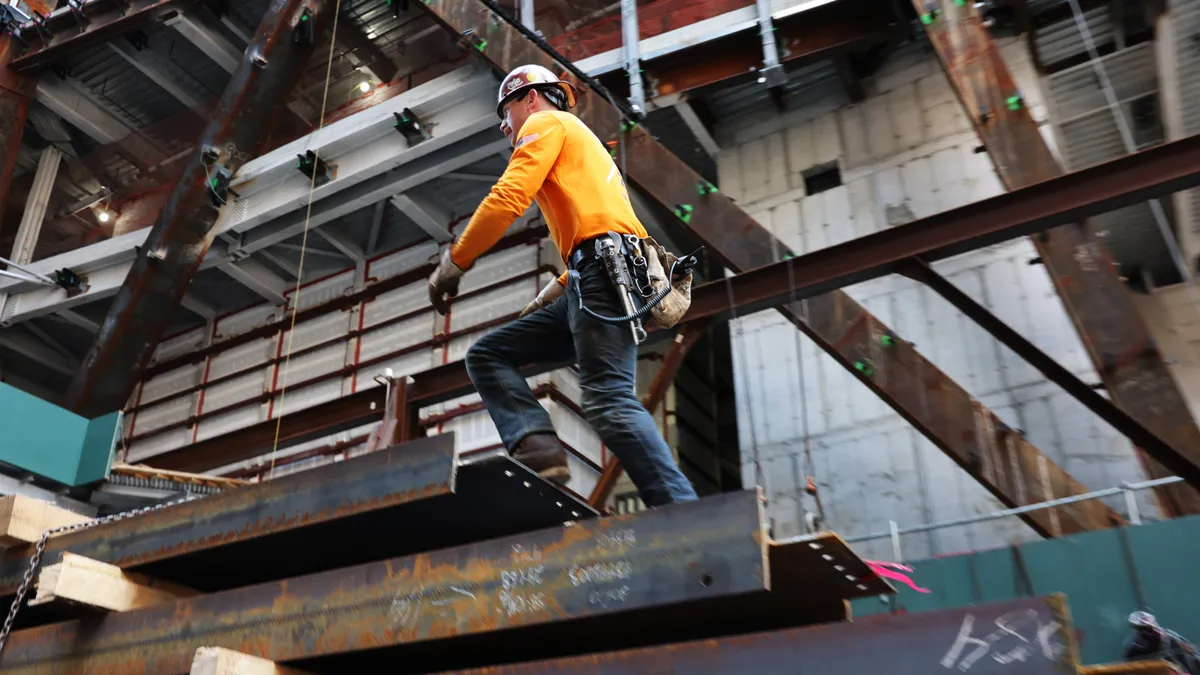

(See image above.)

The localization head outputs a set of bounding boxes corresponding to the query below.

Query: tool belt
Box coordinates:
[568,231,701,343]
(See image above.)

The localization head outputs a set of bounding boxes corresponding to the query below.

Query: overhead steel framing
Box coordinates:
[915,0,1200,516]
[414,0,1126,537]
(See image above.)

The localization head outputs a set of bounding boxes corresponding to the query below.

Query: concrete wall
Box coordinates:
[714,39,1157,561]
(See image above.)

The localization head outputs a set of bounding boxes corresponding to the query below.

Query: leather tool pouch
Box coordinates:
[641,236,693,330]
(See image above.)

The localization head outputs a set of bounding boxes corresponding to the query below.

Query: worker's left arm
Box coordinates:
[450,113,566,269]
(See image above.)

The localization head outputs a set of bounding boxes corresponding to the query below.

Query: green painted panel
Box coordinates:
[1018,527,1140,664]
[78,412,120,485]
[1126,515,1200,656]
[0,382,117,486]
[842,516,1200,666]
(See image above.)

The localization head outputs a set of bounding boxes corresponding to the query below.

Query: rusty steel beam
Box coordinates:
[0,36,32,222]
[418,0,1115,537]
[9,0,207,74]
[589,321,711,509]
[0,491,874,673]
[903,260,1200,487]
[0,434,595,598]
[436,595,1077,675]
[62,0,336,419]
[641,5,899,99]
[917,0,1200,516]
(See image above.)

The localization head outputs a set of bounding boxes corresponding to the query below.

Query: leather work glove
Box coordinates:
[428,247,466,316]
[519,278,565,318]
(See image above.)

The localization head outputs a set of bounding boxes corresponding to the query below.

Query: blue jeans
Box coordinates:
[464,257,698,507]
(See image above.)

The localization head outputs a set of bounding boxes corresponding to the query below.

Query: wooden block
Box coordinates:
[30,552,197,611]
[190,647,312,675]
[0,495,91,548]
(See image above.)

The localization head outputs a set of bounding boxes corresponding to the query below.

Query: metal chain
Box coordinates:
[0,493,199,655]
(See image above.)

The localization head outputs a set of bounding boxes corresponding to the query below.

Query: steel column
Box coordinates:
[917,0,1200,516]
[620,0,645,114]
[418,0,1116,537]
[433,595,1077,675]
[0,491,801,674]
[8,147,62,266]
[0,35,32,224]
[63,0,336,419]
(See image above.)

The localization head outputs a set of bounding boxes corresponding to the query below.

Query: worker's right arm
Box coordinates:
[450,113,566,269]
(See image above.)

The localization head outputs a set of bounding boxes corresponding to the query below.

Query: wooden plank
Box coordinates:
[915,0,1200,516]
[30,552,197,611]
[190,647,313,675]
[110,463,251,489]
[0,495,90,549]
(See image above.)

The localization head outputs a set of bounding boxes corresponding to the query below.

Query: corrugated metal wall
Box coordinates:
[714,39,1156,561]
[1160,0,1200,272]
[118,218,616,504]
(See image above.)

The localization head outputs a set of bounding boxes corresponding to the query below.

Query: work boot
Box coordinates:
[511,432,571,486]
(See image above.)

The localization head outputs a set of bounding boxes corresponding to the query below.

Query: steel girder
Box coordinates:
[434,595,1077,675]
[8,0,207,74]
[61,0,335,418]
[0,490,879,673]
[0,68,501,326]
[916,0,1200,516]
[0,35,32,228]
[416,0,1112,537]
[0,434,594,598]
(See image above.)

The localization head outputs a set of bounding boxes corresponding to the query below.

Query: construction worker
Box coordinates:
[426,64,698,508]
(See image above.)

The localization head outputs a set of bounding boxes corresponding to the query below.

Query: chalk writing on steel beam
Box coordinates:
[940,609,1067,671]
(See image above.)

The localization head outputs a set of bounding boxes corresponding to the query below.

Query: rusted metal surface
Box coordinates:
[0,491,779,674]
[589,321,711,509]
[0,434,456,595]
[917,0,1200,516]
[437,595,1079,675]
[364,376,419,452]
[643,6,899,98]
[9,0,207,74]
[905,260,1199,490]
[0,36,32,222]
[418,0,1117,537]
[63,0,333,420]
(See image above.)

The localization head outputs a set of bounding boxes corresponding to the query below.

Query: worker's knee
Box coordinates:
[581,390,638,432]
[464,337,499,376]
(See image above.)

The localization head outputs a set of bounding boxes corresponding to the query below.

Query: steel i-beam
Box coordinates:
[418,0,1116,537]
[63,0,336,419]
[0,434,594,596]
[435,595,1078,675]
[0,490,876,674]
[916,0,1200,516]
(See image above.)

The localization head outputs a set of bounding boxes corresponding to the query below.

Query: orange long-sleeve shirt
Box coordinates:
[450,110,649,286]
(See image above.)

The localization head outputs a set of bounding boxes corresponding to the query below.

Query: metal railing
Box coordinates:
[840,475,1185,560]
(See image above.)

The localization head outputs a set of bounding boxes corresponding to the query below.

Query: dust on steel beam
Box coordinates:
[0,491,779,673]
[63,0,335,419]
[0,435,457,596]
[9,0,207,74]
[418,0,1115,537]
[436,595,1077,675]
[917,0,1200,516]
